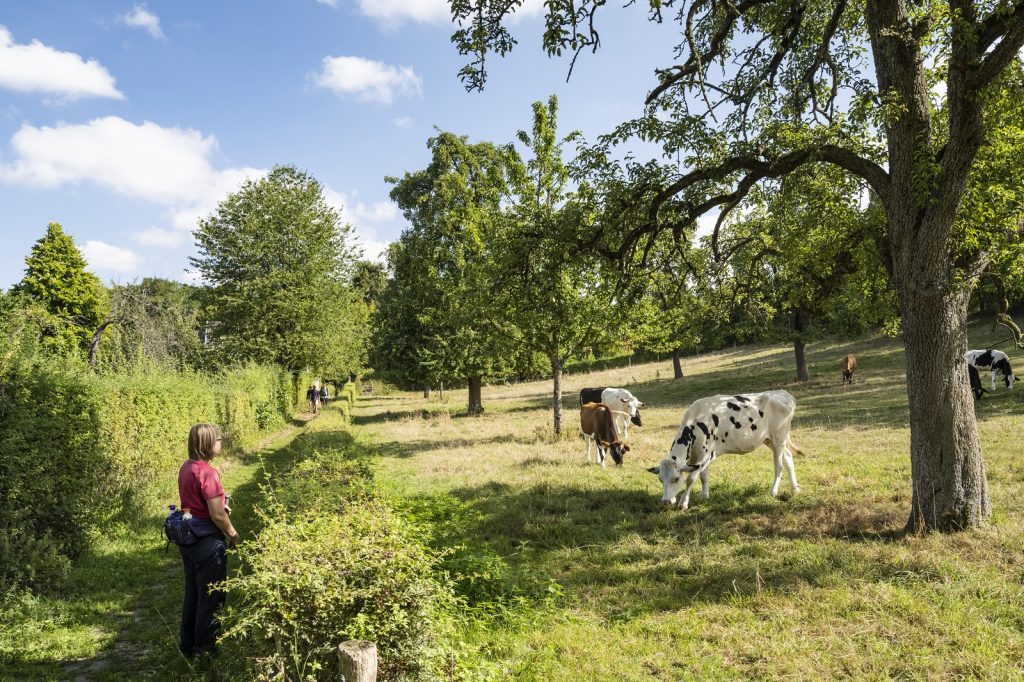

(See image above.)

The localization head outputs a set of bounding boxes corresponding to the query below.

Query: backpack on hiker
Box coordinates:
[164,505,199,547]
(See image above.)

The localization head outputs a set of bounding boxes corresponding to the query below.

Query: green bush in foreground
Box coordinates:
[220,502,442,681]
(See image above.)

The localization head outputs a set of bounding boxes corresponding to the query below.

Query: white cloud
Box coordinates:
[81,240,142,273]
[355,0,544,26]
[133,226,186,248]
[315,0,339,6]
[323,188,394,263]
[0,116,265,233]
[118,5,164,39]
[311,56,421,104]
[178,269,206,285]
[0,25,123,100]
[393,116,414,128]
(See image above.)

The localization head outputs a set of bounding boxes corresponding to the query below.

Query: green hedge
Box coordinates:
[220,442,444,681]
[0,355,303,593]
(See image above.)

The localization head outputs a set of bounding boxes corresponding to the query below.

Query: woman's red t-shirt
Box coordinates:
[178,459,225,520]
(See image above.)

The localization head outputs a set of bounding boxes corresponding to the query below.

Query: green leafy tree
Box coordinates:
[191,165,362,375]
[12,222,105,353]
[448,0,1024,531]
[384,132,519,414]
[500,97,618,434]
[91,278,205,371]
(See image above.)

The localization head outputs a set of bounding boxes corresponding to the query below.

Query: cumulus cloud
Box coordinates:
[323,188,394,263]
[118,5,165,39]
[0,25,123,100]
[355,0,544,25]
[81,240,142,273]
[393,116,414,128]
[315,0,339,6]
[133,226,186,248]
[0,116,265,233]
[311,56,421,104]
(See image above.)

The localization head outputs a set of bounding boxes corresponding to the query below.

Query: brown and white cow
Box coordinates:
[841,355,857,385]
[580,402,630,468]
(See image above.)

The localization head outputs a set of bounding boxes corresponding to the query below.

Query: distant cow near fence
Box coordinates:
[841,355,857,385]
[580,403,630,468]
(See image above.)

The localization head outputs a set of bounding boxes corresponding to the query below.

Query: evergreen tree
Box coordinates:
[13,222,105,352]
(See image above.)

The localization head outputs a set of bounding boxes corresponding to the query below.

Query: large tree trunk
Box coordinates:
[793,308,810,381]
[898,275,989,531]
[671,349,684,380]
[88,319,118,370]
[467,376,483,415]
[422,386,431,399]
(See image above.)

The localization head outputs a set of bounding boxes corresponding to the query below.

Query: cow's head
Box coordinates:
[647,457,688,506]
[618,396,644,424]
[602,439,630,466]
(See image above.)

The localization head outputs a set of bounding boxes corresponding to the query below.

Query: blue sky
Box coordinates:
[0,1,681,288]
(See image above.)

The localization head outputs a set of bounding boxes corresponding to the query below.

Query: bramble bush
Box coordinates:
[219,439,446,681]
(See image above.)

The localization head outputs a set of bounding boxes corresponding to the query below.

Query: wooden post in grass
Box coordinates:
[338,640,377,682]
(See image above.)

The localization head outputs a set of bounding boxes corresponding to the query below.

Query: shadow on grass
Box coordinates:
[419,476,920,619]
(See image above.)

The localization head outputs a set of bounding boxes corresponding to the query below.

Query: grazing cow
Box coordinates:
[841,355,857,385]
[966,349,1016,391]
[648,390,802,509]
[580,402,630,468]
[968,363,987,400]
[579,387,644,438]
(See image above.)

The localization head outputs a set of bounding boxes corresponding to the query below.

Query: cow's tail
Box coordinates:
[787,435,805,457]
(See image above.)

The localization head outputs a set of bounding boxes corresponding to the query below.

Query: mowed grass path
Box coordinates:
[360,328,1024,680]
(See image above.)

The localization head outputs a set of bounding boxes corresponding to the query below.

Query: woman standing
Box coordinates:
[177,423,239,658]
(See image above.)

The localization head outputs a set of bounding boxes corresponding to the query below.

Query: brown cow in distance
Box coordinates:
[580,403,630,468]
[841,355,857,385]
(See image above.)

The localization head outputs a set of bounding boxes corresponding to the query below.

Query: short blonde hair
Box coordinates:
[188,423,222,461]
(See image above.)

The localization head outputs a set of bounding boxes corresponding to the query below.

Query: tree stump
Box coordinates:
[338,640,377,682]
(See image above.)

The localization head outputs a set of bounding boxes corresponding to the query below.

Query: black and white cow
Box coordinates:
[965,349,1016,391]
[967,363,986,400]
[648,390,803,509]
[579,387,644,437]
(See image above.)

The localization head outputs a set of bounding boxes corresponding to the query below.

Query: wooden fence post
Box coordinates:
[338,640,377,682]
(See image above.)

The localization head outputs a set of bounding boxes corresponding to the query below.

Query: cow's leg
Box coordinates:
[597,444,606,468]
[770,444,785,497]
[992,369,998,392]
[583,435,592,464]
[699,466,710,500]
[784,446,800,493]
[679,469,701,510]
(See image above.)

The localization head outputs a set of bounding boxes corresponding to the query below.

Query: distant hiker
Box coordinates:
[176,423,239,659]
[306,385,317,413]
[319,384,329,405]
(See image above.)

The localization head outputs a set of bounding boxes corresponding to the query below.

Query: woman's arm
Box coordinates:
[206,496,240,546]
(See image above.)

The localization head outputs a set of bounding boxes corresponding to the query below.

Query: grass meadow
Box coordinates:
[360,324,1024,680]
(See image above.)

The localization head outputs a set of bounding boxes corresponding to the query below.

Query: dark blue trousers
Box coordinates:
[178,534,227,656]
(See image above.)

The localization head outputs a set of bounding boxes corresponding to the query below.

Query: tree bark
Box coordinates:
[88,318,118,369]
[671,348,684,380]
[793,308,810,381]
[422,386,431,399]
[551,352,563,435]
[899,286,989,531]
[467,376,483,415]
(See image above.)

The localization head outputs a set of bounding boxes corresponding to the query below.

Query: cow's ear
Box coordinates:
[646,466,659,475]
[623,445,631,452]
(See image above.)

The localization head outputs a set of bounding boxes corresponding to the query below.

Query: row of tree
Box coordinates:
[369,97,903,433]
[3,166,374,383]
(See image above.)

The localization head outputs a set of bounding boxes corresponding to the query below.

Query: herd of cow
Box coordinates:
[578,347,1016,510]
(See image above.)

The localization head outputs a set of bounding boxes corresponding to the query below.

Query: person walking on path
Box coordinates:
[306,385,318,413]
[319,384,329,406]
[177,423,239,659]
